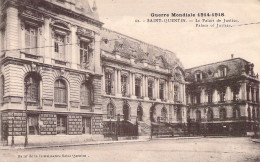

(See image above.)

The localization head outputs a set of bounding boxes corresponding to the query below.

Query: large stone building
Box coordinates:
[185,58,260,136]
[0,0,104,144]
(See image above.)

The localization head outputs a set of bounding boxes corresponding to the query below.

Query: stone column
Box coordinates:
[183,83,186,104]
[249,86,252,101]
[131,73,136,98]
[114,69,117,95]
[213,89,218,103]
[241,82,246,100]
[165,82,168,100]
[201,88,205,103]
[102,67,105,92]
[5,7,19,58]
[117,70,121,97]
[129,72,132,96]
[169,81,173,102]
[71,25,78,69]
[94,33,102,74]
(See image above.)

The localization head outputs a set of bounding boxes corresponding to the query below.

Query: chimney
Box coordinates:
[231,54,234,59]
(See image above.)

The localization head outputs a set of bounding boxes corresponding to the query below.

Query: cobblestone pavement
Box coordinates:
[1,137,260,162]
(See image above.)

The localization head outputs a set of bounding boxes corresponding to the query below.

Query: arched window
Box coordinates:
[123,104,130,121]
[161,107,167,122]
[137,106,143,121]
[150,106,156,122]
[207,108,214,121]
[107,103,115,119]
[80,83,92,106]
[24,73,41,102]
[252,107,256,120]
[219,108,226,120]
[105,72,112,95]
[54,79,67,104]
[177,108,182,121]
[233,107,240,119]
[196,110,201,122]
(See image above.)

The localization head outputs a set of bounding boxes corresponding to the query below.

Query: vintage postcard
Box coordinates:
[0,0,260,162]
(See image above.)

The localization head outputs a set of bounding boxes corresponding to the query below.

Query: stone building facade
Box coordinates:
[185,58,260,135]
[0,0,104,143]
[0,0,259,145]
[100,29,186,136]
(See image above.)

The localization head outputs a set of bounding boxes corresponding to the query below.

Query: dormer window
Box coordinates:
[218,66,227,77]
[195,72,202,82]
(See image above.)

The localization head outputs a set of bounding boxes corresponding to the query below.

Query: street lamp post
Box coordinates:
[24,80,29,147]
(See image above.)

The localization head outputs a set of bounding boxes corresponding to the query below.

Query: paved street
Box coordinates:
[1,137,260,162]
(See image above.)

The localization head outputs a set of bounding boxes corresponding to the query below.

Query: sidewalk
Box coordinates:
[252,138,260,143]
[0,136,206,150]
[0,138,150,150]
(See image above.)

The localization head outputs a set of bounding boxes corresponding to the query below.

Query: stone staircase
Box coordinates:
[138,121,151,136]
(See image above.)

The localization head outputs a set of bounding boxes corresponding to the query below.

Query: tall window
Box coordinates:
[207,109,213,121]
[207,91,213,103]
[196,93,201,104]
[219,108,226,120]
[25,26,37,54]
[54,79,67,104]
[57,115,67,134]
[256,90,259,103]
[219,92,226,102]
[123,104,130,121]
[105,72,112,95]
[161,107,167,122]
[80,41,90,64]
[135,78,141,97]
[148,81,153,99]
[54,34,65,60]
[233,107,240,119]
[107,103,115,119]
[80,83,91,106]
[177,108,182,121]
[159,83,164,100]
[1,29,6,52]
[24,74,40,102]
[196,110,201,122]
[246,86,250,101]
[174,85,178,102]
[251,88,255,102]
[137,106,143,121]
[121,75,128,96]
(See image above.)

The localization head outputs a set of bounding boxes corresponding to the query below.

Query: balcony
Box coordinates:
[20,51,43,62]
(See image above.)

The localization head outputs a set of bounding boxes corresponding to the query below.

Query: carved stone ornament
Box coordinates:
[60,69,65,76]
[31,63,37,71]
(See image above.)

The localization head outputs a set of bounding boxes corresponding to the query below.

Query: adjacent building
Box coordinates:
[185,57,260,136]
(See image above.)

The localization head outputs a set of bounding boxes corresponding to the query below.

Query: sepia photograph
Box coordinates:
[0,0,260,161]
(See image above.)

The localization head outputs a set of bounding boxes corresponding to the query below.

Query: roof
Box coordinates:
[185,58,257,82]
[100,28,184,71]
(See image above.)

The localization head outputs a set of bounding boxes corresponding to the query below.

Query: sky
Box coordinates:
[91,0,260,74]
